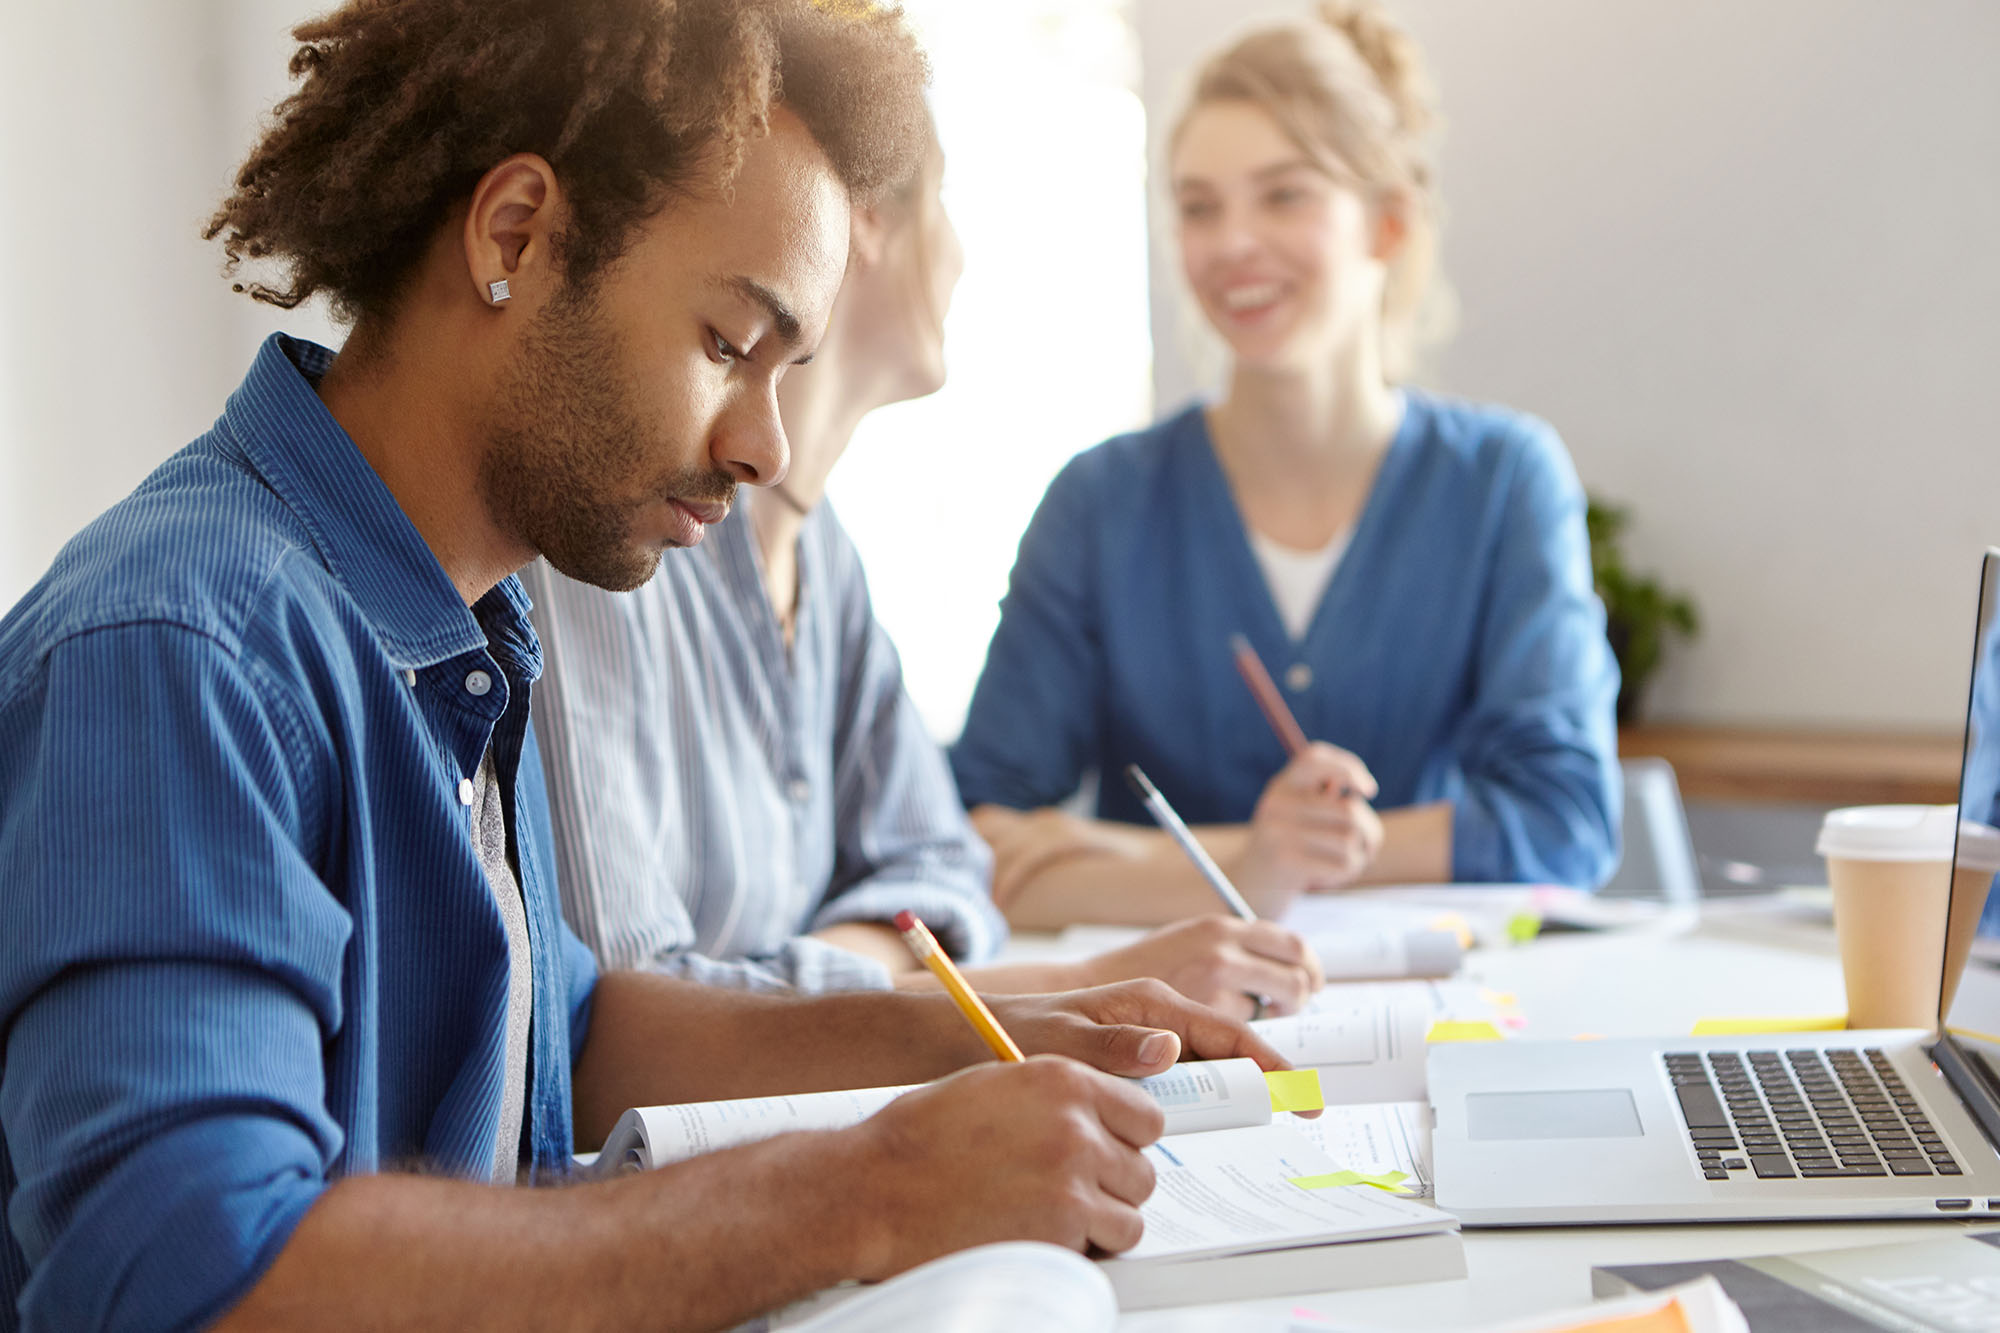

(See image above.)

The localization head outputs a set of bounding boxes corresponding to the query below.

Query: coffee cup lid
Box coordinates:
[1816,805,1959,862]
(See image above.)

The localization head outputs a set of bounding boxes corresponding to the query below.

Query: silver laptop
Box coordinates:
[1430,548,2000,1225]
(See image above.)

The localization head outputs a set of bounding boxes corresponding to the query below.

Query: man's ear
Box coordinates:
[463,153,563,308]
[846,204,890,272]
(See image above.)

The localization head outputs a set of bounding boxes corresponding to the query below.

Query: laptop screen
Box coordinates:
[1937,550,2000,1113]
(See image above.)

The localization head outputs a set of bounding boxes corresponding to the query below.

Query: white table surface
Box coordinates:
[1030,898,1997,1330]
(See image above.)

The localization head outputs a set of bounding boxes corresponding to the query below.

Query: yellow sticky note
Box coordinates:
[1690,1015,1845,1036]
[1479,988,1520,1009]
[1289,1169,1412,1193]
[1427,1019,1503,1043]
[1265,1069,1325,1113]
[1505,911,1542,943]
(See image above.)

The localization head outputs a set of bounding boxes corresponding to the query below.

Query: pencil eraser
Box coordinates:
[893,910,917,932]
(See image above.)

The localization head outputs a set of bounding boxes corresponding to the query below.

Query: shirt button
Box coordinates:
[403,669,417,688]
[788,778,812,804]
[1285,662,1313,692]
[458,778,476,806]
[464,670,493,697]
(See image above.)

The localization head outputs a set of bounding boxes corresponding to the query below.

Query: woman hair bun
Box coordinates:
[1315,0,1438,138]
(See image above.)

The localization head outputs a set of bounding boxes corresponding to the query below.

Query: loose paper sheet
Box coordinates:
[1285,1101,1434,1196]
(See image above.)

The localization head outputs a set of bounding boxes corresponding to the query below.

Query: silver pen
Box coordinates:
[1123,764,1258,921]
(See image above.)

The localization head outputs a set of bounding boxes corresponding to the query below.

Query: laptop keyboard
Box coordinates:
[1664,1048,1961,1181]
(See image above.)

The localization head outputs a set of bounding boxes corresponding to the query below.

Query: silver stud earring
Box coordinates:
[488,279,512,304]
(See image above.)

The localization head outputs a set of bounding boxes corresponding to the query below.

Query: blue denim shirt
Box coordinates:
[950,393,1622,889]
[0,335,598,1332]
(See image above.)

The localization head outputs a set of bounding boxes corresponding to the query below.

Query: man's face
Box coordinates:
[480,109,850,592]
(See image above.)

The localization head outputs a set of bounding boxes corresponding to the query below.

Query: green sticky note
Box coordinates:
[1506,911,1542,942]
[1290,1169,1411,1193]
[1265,1069,1325,1113]
[1427,1019,1503,1043]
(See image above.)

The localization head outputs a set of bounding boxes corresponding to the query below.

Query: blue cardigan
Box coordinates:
[949,392,1622,888]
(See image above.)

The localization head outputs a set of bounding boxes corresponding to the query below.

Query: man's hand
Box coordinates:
[836,1057,1163,1278]
[1230,742,1384,901]
[1078,916,1324,1020]
[986,977,1292,1076]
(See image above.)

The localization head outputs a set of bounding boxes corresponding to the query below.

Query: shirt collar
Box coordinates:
[218,333,533,672]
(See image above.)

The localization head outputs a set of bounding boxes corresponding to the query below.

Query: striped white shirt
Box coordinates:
[523,496,1004,992]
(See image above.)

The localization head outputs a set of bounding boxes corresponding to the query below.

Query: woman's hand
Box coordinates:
[974,804,1154,910]
[1076,916,1323,1019]
[1229,743,1384,899]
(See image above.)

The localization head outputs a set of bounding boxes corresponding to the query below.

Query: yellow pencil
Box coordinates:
[894,910,1025,1063]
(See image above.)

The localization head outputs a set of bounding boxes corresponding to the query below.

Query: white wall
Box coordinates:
[1136,0,2000,731]
[826,1,1152,740]
[0,1,337,612]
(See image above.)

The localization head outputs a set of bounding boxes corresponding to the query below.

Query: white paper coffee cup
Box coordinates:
[1816,805,1994,1028]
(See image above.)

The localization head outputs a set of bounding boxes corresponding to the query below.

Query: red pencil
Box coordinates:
[1229,633,1354,799]
[1230,633,1309,756]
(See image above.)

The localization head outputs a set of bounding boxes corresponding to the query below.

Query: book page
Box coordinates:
[1285,1101,1433,1197]
[1252,984,1431,1103]
[772,1242,1115,1333]
[1119,1123,1451,1264]
[1487,1276,1747,1333]
[607,1085,910,1170]
[604,1059,1277,1172]
[1137,1057,1274,1136]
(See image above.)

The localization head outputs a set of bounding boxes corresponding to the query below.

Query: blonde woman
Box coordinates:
[952,2,1620,928]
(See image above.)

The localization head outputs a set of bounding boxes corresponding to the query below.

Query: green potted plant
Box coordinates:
[1587,496,1699,725]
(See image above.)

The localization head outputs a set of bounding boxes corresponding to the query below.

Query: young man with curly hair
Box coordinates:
[0,3,1282,1328]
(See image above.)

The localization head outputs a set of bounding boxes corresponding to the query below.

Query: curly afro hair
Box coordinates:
[205,0,932,324]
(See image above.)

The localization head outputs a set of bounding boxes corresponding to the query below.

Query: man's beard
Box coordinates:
[479,291,735,592]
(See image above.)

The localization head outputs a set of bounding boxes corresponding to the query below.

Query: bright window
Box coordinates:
[823,0,1152,741]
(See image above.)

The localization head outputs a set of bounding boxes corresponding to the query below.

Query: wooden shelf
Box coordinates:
[1618,724,1964,807]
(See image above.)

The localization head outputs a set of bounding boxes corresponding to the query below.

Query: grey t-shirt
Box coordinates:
[469,748,533,1183]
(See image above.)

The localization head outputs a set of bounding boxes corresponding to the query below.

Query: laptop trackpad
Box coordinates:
[1467,1089,1644,1140]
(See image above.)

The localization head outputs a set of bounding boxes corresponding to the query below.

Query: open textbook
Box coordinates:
[600,1057,1461,1310]
[766,1244,1742,1333]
